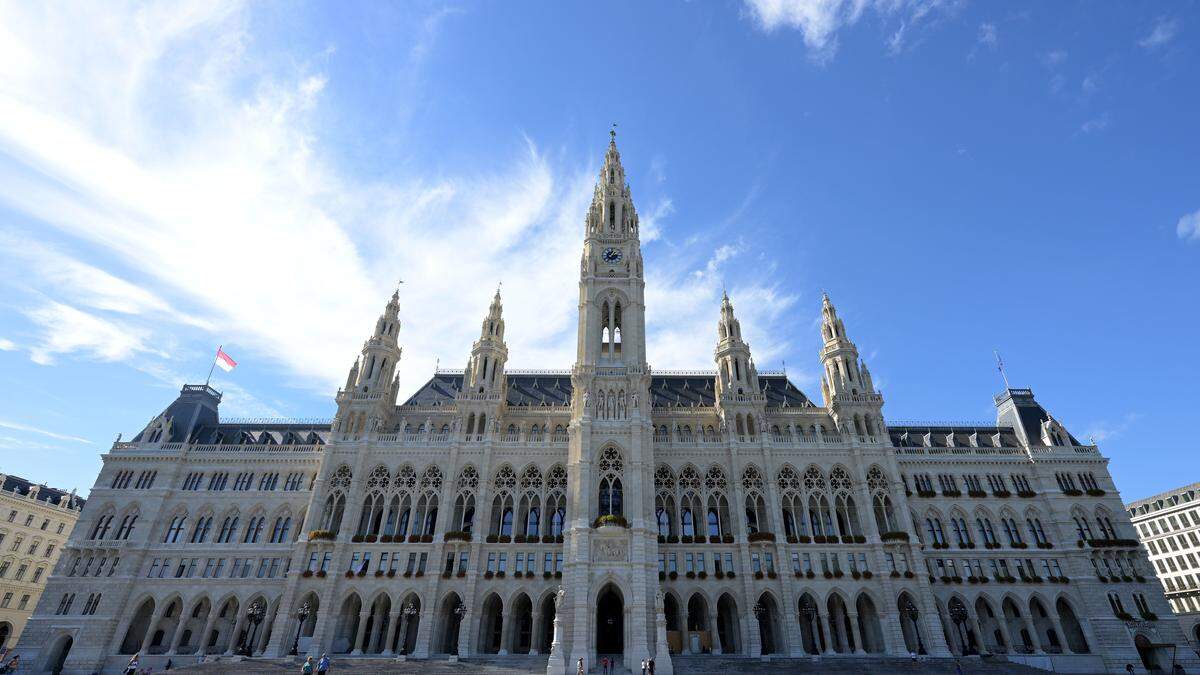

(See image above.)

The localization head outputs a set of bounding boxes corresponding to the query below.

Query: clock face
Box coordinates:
[602,248,623,264]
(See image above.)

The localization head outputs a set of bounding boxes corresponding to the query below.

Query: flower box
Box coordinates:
[364,534,378,543]
[747,532,776,543]
[387,569,397,578]
[1086,488,1106,497]
[880,531,909,543]
[862,570,873,579]
[302,569,314,578]
[375,570,384,577]
[316,570,327,578]
[698,571,708,579]
[681,535,694,544]
[669,571,678,580]
[1017,490,1036,498]
[755,571,765,579]
[308,530,336,541]
[351,534,365,543]
[408,535,420,543]
[967,490,987,498]
[380,534,394,543]
[456,570,466,578]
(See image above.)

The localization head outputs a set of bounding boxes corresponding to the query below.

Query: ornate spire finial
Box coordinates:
[610,122,617,143]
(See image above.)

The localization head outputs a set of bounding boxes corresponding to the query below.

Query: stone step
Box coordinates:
[669,655,1051,674]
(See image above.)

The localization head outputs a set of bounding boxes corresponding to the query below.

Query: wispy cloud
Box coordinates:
[1139,17,1179,50]
[0,2,804,414]
[0,338,15,351]
[1083,412,1142,444]
[0,419,92,444]
[1178,209,1200,242]
[743,0,954,62]
[1079,113,1111,134]
[977,22,997,49]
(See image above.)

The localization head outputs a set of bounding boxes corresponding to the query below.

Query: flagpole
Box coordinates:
[205,345,221,388]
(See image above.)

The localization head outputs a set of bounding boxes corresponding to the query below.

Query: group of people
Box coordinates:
[577,656,656,674]
[301,652,332,673]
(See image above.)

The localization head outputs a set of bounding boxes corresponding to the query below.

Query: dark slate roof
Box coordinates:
[403,372,811,408]
[0,474,85,509]
[887,425,1022,449]
[132,385,331,444]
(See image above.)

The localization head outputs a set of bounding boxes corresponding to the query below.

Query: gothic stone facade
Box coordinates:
[16,137,1200,674]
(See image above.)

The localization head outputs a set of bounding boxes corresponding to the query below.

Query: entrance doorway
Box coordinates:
[596,585,624,656]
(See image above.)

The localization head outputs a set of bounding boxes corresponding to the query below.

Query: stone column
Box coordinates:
[367,609,385,653]
[498,608,511,655]
[708,606,721,654]
[970,613,989,654]
[1023,616,1042,653]
[819,613,834,654]
[383,611,401,655]
[198,611,219,656]
[530,610,541,655]
[847,611,865,655]
[413,607,434,658]
[996,617,1014,653]
[352,610,370,654]
[223,612,248,656]
[140,604,169,654]
[1047,615,1067,653]
[456,609,472,657]
[166,614,190,655]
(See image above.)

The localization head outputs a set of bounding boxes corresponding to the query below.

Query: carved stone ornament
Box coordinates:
[593,538,628,562]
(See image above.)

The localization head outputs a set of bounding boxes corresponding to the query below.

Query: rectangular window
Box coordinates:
[725,552,734,574]
[858,553,869,572]
[460,552,470,574]
[526,551,535,573]
[348,552,361,573]
[751,553,762,574]
[445,553,455,575]
[1,593,11,608]
[212,558,225,577]
[669,553,678,573]
[487,553,496,573]
[659,554,666,573]
[697,552,706,573]
[555,553,563,572]
[685,553,694,574]
[18,595,28,610]
[516,552,524,572]
[885,552,897,572]
[418,552,428,574]
[544,552,553,574]
[791,552,801,573]
[256,559,270,578]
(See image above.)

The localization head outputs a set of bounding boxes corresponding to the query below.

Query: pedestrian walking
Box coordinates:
[317,653,330,673]
[577,657,585,675]
[124,653,140,675]
[302,656,314,674]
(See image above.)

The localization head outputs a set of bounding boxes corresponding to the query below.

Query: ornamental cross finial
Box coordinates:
[610,123,617,142]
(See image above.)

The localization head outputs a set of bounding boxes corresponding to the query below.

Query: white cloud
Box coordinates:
[0,419,92,444]
[977,22,997,49]
[1139,17,1179,50]
[0,338,15,351]
[0,2,813,415]
[1041,50,1067,67]
[743,0,953,61]
[1079,113,1111,134]
[24,302,162,366]
[1178,209,1200,242]
[639,198,675,243]
[1084,412,1141,444]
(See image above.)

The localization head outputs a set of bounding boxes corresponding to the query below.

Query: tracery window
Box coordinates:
[597,448,624,517]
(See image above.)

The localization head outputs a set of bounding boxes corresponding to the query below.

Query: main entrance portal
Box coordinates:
[596,585,624,657]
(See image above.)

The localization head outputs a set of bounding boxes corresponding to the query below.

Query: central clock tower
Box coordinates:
[556,131,667,674]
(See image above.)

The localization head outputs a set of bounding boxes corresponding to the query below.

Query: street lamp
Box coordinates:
[948,602,971,655]
[799,602,818,655]
[902,598,926,655]
[290,601,311,656]
[239,599,266,656]
[399,602,418,655]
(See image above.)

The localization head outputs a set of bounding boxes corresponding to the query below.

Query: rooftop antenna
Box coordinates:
[994,350,1011,389]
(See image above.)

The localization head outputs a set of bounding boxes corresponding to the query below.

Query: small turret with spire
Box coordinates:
[818,293,885,440]
[713,291,766,440]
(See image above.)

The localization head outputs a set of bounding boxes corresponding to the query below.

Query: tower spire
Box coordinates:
[818,293,884,440]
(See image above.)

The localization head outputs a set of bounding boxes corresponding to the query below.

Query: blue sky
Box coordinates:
[0,1,1196,501]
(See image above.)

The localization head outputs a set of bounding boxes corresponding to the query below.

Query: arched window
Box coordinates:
[597,448,624,518]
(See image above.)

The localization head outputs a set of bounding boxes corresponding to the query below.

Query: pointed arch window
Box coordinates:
[597,448,624,518]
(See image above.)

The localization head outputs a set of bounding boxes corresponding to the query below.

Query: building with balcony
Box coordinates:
[13,134,1198,674]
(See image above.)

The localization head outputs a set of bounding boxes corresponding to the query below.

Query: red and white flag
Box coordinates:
[214,347,237,372]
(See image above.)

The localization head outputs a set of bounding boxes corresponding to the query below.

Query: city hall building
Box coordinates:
[16,136,1199,674]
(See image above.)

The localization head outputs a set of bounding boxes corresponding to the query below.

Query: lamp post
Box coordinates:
[902,598,926,655]
[239,599,266,656]
[799,602,818,655]
[452,601,467,655]
[948,602,971,655]
[290,601,311,656]
[398,601,418,655]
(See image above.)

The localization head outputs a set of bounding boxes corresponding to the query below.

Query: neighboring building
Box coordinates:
[0,474,83,654]
[14,134,1200,674]
[1127,482,1200,654]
